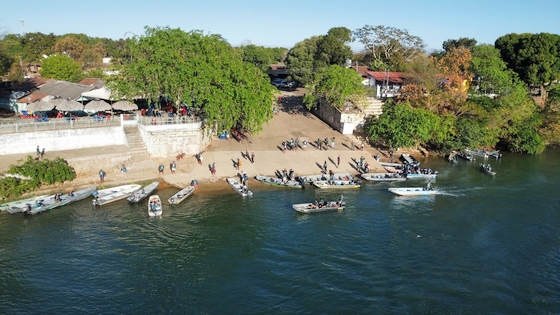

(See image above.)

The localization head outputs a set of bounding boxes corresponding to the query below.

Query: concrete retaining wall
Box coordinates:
[138,122,211,157]
[0,126,125,155]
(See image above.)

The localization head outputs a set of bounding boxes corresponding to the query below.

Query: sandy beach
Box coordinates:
[0,89,400,197]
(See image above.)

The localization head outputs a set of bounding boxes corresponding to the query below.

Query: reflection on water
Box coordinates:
[0,149,559,313]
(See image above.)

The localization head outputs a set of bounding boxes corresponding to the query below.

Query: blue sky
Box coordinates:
[3,0,559,53]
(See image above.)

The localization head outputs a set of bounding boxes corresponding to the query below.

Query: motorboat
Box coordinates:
[226,177,253,196]
[388,187,437,196]
[148,195,163,216]
[92,184,142,206]
[292,201,345,213]
[254,175,303,188]
[128,181,159,203]
[168,186,196,204]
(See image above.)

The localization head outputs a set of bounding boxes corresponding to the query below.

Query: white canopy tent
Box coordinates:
[81,87,113,101]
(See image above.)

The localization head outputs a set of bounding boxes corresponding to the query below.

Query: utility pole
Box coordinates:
[21,19,25,36]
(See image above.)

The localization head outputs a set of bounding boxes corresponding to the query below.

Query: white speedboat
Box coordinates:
[388,187,437,196]
[92,184,142,206]
[168,186,196,204]
[148,195,163,216]
[128,181,159,203]
[226,177,253,196]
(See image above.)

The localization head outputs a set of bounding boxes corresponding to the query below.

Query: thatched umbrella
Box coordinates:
[112,100,138,111]
[27,100,54,112]
[55,98,84,112]
[84,99,112,112]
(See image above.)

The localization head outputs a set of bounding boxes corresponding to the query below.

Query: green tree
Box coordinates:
[304,65,366,110]
[21,32,58,62]
[39,54,83,82]
[314,27,353,68]
[108,26,275,133]
[471,44,518,95]
[442,37,477,52]
[0,41,13,76]
[495,33,560,98]
[353,25,426,65]
[367,101,438,149]
[54,36,85,60]
[285,36,320,86]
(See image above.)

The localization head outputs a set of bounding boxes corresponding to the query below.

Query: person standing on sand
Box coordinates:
[120,164,127,177]
[337,155,340,168]
[36,145,41,156]
[331,137,335,149]
[158,164,164,176]
[99,169,106,183]
[251,152,255,163]
[323,160,328,173]
[170,161,176,174]
[236,157,241,170]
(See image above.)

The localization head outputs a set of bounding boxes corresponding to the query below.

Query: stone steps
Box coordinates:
[123,126,147,155]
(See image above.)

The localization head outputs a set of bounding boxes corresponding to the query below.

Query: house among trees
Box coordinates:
[366,71,406,98]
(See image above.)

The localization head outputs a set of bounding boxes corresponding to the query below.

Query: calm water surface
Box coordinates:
[1,149,559,314]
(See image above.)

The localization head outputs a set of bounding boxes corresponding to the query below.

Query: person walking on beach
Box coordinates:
[197,152,203,165]
[36,145,41,156]
[210,162,216,175]
[251,152,255,163]
[158,163,164,176]
[99,169,106,183]
[236,157,241,170]
[244,149,249,160]
[120,164,127,177]
[170,161,176,174]
[361,141,365,151]
[323,160,328,173]
[337,155,340,168]
[331,137,335,149]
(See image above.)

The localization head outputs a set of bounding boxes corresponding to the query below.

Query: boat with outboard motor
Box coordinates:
[292,201,345,213]
[254,175,303,188]
[360,172,406,182]
[480,163,496,176]
[168,185,196,204]
[29,186,98,215]
[128,181,159,203]
[92,184,142,206]
[226,177,253,196]
[388,187,437,196]
[148,195,163,216]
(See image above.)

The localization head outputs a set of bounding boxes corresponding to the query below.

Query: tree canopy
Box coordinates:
[39,54,83,82]
[108,26,275,133]
[303,65,366,110]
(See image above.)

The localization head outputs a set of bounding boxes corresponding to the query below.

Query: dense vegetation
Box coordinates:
[1,25,559,154]
[0,156,76,199]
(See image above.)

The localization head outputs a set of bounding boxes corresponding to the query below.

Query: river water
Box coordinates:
[1,149,559,314]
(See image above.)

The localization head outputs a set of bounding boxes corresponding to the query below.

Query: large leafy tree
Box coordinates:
[21,32,57,62]
[471,44,518,95]
[443,37,478,52]
[303,65,366,110]
[39,54,83,82]
[284,36,320,86]
[367,100,439,149]
[495,33,560,98]
[314,27,353,68]
[54,36,85,60]
[353,25,425,65]
[108,26,275,133]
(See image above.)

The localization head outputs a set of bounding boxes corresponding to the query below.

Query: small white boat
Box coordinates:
[148,195,163,216]
[388,187,437,196]
[92,184,142,206]
[226,177,253,196]
[168,186,196,204]
[30,186,98,215]
[254,175,303,189]
[312,180,361,189]
[2,195,49,214]
[292,201,345,213]
[128,181,159,203]
[298,173,354,184]
[360,172,406,182]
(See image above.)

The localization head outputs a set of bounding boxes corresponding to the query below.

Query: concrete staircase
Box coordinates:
[362,98,384,118]
[123,126,147,156]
